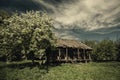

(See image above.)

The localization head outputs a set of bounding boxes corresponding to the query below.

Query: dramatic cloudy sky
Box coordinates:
[52,0,120,30]
[0,0,120,40]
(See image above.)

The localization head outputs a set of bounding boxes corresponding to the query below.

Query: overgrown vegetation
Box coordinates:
[0,61,120,80]
[84,39,120,61]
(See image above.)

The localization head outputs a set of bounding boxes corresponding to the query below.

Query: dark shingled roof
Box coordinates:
[56,39,92,50]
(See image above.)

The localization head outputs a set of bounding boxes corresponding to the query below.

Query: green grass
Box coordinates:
[0,61,120,80]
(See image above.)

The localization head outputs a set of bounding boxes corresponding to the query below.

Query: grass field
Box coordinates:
[0,61,120,80]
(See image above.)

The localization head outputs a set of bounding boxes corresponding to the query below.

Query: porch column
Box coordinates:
[83,49,87,63]
[88,51,92,61]
[66,48,68,62]
[77,49,80,61]
[58,48,61,61]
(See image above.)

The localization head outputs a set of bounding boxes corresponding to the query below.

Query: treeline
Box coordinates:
[84,39,120,61]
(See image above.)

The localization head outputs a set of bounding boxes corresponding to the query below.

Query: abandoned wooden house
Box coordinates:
[48,39,92,63]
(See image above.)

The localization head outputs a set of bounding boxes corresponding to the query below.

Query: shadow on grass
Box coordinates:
[0,61,62,71]
[0,61,62,80]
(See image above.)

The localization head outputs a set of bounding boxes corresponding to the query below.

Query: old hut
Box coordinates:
[48,39,92,63]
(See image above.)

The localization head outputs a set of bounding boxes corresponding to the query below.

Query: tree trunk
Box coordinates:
[25,50,28,61]
[32,58,34,65]
[6,54,10,64]
[6,57,9,64]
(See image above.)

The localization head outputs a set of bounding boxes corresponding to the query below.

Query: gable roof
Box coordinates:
[56,39,92,50]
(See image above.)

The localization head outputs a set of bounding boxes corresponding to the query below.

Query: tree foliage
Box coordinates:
[0,11,55,62]
[84,39,118,61]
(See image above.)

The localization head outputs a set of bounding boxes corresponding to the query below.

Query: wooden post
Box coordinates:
[77,49,80,61]
[66,48,68,62]
[83,49,85,60]
[58,48,61,61]
[83,49,87,63]
[88,51,92,61]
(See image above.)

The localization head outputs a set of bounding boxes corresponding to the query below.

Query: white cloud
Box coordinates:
[48,0,120,31]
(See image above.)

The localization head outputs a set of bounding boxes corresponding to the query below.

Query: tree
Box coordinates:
[0,11,55,63]
[84,39,117,61]
[95,39,116,61]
